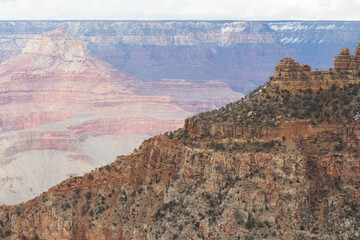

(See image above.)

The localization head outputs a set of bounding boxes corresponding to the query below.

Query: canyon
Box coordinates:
[0,44,359,239]
[0,21,360,92]
[0,28,241,204]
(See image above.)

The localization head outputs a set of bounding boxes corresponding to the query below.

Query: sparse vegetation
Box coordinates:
[2,53,360,240]
[87,173,94,180]
[190,83,360,133]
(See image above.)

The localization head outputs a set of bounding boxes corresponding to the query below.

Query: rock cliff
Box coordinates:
[264,44,360,92]
[0,29,241,205]
[0,29,191,205]
[1,21,360,92]
[0,45,359,239]
[333,44,360,71]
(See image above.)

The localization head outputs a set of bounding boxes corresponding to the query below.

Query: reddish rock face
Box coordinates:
[267,45,360,92]
[0,45,360,240]
[3,21,360,94]
[0,29,242,205]
[333,44,360,71]
[0,30,192,204]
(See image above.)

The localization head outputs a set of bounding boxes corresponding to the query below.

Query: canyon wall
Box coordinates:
[0,28,241,205]
[0,45,359,239]
[0,29,188,205]
[0,21,359,205]
[0,21,360,92]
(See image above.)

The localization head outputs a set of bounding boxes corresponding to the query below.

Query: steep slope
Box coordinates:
[0,29,191,205]
[1,45,360,239]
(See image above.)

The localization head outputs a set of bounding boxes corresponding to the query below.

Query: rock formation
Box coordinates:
[0,45,359,239]
[1,21,360,92]
[0,29,191,205]
[0,29,241,205]
[333,44,360,71]
[269,45,360,92]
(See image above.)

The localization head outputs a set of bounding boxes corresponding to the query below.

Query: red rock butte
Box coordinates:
[269,43,360,91]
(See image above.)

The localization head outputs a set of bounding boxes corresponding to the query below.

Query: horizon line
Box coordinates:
[0,19,360,22]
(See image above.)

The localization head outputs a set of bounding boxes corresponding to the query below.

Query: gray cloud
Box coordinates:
[0,0,359,20]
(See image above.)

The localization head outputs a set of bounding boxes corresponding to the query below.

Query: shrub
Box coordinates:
[334,140,345,151]
[245,218,256,229]
[5,230,12,236]
[62,203,71,210]
[209,141,225,151]
[85,191,92,200]
[331,84,337,92]
[257,222,265,228]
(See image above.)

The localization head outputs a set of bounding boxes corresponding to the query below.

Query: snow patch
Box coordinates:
[280,37,301,44]
[269,23,309,31]
[221,22,246,33]
[316,24,336,30]
[269,22,339,32]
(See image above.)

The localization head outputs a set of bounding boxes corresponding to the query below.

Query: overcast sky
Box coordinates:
[0,0,359,20]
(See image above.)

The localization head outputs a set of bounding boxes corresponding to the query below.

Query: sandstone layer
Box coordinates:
[0,29,193,205]
[263,43,360,93]
[0,29,241,205]
[0,45,359,239]
[1,21,360,92]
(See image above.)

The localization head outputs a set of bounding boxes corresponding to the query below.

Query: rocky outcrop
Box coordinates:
[333,44,360,71]
[0,45,360,239]
[268,45,360,92]
[1,21,360,92]
[269,57,312,91]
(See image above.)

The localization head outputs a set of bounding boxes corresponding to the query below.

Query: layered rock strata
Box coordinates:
[0,29,191,204]
[333,44,360,71]
[0,45,359,239]
[266,44,360,92]
[1,21,360,92]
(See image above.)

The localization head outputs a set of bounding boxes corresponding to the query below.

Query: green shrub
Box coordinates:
[5,230,12,236]
[245,218,256,229]
[85,192,92,200]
